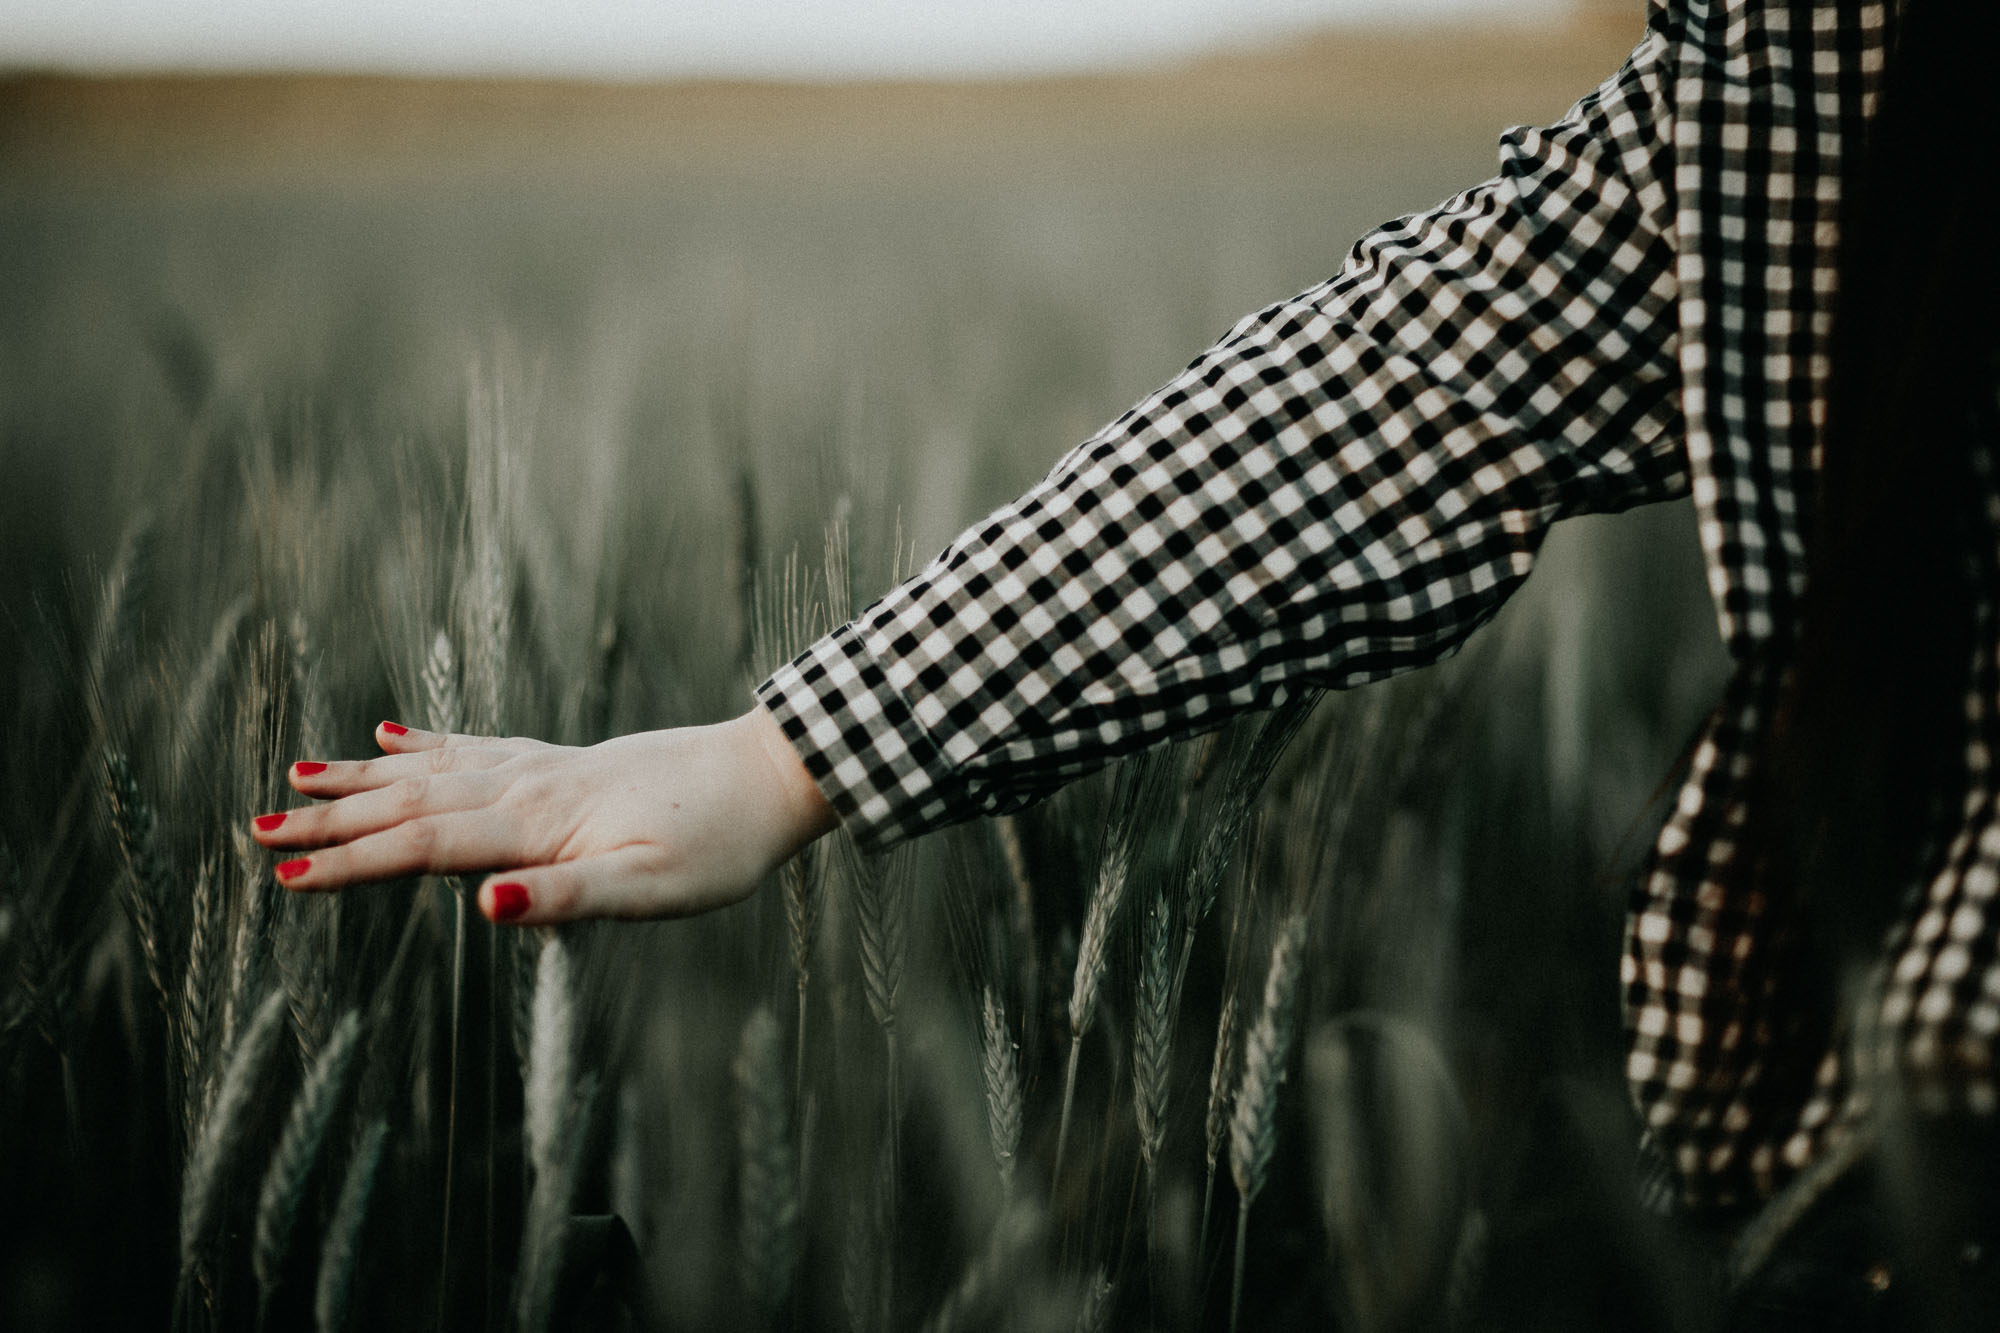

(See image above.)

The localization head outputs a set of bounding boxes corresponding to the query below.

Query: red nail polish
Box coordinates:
[276,858,311,882]
[295,761,328,777]
[489,882,531,922]
[254,813,287,832]
[381,721,409,736]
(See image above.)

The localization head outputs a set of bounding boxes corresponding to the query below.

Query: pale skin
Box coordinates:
[248,709,838,925]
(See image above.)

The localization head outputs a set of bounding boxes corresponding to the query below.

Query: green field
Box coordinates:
[0,14,1735,1329]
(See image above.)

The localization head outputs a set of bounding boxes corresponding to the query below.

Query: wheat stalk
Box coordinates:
[314,1117,388,1333]
[840,1172,882,1333]
[733,462,765,675]
[734,1006,799,1318]
[979,987,1023,1195]
[253,1011,364,1307]
[1227,913,1308,1333]
[992,815,1040,1050]
[421,621,469,1328]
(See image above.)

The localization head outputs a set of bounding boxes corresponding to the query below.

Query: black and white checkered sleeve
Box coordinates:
[759,28,1689,851]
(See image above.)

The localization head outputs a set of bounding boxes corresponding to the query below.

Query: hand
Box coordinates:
[249,708,838,924]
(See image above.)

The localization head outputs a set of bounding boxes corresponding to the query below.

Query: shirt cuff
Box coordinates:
[754,620,971,852]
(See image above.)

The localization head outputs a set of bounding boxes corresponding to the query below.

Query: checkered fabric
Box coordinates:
[760,1,2000,1211]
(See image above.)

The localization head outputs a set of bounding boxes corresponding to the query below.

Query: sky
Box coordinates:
[2,0,1567,81]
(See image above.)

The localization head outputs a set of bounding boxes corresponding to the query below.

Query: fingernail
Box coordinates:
[381,721,409,736]
[253,813,287,832]
[276,858,311,882]
[488,881,531,922]
[294,761,328,777]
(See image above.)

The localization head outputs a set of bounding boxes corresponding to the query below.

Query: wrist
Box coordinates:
[742,704,839,855]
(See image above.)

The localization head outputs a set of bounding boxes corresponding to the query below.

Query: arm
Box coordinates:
[764,28,1686,851]
[256,28,1683,919]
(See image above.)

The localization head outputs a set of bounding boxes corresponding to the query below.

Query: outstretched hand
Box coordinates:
[249,708,837,925]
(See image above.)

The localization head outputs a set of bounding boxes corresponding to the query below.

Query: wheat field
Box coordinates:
[0,11,1735,1329]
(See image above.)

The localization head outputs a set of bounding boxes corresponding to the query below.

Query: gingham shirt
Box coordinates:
[760,0,2000,1210]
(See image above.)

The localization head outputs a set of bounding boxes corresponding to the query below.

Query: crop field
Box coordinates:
[0,11,1735,1330]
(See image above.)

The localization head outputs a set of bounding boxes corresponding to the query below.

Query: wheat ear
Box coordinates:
[1227,914,1308,1333]
[1053,757,1149,1188]
[423,629,462,736]
[221,826,275,1067]
[253,1011,364,1305]
[179,850,222,1149]
[979,987,1023,1195]
[517,1073,598,1333]
[523,933,575,1182]
[314,1117,388,1333]
[180,987,290,1274]
[1198,991,1238,1264]
[516,931,586,1333]
[1133,890,1175,1187]
[851,844,908,1199]
[102,747,173,1017]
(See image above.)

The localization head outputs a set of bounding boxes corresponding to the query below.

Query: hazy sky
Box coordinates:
[3,0,1565,80]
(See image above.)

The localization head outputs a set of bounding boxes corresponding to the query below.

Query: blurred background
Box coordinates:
[1,2,1740,1331]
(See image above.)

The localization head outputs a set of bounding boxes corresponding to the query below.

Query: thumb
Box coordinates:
[477,844,751,924]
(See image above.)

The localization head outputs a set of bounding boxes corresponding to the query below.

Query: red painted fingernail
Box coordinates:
[294,761,328,777]
[276,858,311,882]
[381,721,409,736]
[254,813,287,832]
[488,882,531,922]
